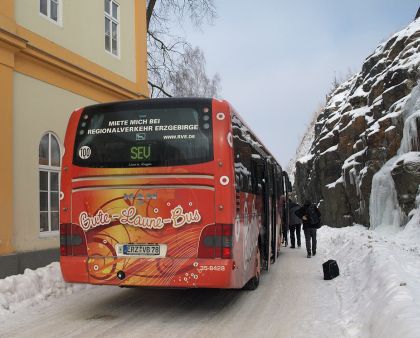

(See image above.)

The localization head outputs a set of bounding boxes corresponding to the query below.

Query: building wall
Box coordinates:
[13,72,96,251]
[0,62,14,255]
[0,0,148,264]
[15,0,136,82]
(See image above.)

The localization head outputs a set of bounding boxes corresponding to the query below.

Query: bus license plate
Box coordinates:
[123,244,160,256]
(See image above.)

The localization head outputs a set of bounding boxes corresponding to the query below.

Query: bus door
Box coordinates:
[264,161,274,266]
[252,156,270,270]
[270,164,278,263]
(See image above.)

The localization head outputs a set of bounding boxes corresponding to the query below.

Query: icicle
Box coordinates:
[369,84,420,229]
[369,160,403,230]
[398,111,420,154]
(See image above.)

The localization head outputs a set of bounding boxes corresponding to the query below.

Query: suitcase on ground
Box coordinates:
[322,260,339,280]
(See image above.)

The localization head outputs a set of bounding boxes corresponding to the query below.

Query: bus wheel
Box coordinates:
[243,247,261,290]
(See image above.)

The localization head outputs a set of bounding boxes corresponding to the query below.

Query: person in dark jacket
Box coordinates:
[295,200,321,258]
[288,199,302,248]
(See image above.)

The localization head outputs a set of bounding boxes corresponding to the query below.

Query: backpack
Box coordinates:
[322,260,339,280]
[306,205,320,227]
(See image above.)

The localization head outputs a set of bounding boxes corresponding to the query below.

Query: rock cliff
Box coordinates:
[294,15,420,228]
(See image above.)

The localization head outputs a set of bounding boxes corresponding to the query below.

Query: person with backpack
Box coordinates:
[287,199,302,248]
[295,200,321,258]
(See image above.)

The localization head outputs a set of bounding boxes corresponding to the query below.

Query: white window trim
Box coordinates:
[39,132,62,236]
[105,0,121,59]
[39,0,63,27]
[39,230,59,238]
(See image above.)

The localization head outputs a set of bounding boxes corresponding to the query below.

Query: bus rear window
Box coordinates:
[73,106,213,168]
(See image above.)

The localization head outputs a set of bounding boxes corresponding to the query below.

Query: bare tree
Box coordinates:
[170,46,221,97]
[326,68,355,102]
[146,0,218,98]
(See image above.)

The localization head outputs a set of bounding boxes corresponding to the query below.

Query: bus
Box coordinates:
[60,98,288,290]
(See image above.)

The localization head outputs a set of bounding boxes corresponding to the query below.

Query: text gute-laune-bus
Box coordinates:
[60,98,289,290]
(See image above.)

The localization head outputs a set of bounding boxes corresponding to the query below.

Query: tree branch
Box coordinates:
[146,0,157,30]
[148,80,173,97]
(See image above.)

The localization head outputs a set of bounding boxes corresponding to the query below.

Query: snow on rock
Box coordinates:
[0,262,91,314]
[294,14,420,227]
[286,109,318,184]
[326,175,344,189]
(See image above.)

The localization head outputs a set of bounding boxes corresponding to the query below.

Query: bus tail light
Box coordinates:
[60,223,87,256]
[60,223,69,256]
[70,224,87,256]
[198,224,233,259]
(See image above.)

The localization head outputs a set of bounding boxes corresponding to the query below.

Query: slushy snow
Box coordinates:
[1,219,420,337]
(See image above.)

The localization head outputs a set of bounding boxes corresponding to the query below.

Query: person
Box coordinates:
[282,205,289,247]
[287,199,302,248]
[295,200,321,258]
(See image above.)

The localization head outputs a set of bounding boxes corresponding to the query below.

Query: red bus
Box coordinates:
[60,98,288,290]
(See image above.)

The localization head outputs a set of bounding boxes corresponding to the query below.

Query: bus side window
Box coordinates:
[251,159,257,193]
[232,116,253,193]
[252,158,264,195]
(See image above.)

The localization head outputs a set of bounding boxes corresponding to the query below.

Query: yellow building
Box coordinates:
[0,0,148,277]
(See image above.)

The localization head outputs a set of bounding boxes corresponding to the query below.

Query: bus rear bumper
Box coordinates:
[60,256,89,283]
[61,256,238,288]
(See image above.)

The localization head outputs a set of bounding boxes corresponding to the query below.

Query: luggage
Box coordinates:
[322,260,339,280]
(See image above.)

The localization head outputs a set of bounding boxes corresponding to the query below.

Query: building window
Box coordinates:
[39,0,61,24]
[105,0,119,57]
[39,132,61,233]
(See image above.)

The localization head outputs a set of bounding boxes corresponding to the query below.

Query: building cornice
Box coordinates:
[0,21,148,101]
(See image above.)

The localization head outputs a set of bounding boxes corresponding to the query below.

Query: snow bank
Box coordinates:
[1,224,420,338]
[321,224,420,338]
[0,262,90,314]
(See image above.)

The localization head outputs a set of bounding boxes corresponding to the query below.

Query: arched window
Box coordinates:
[39,132,61,233]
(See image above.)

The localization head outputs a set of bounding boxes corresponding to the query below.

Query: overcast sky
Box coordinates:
[177,0,419,166]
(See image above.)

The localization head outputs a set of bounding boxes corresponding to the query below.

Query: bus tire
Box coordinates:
[243,246,261,290]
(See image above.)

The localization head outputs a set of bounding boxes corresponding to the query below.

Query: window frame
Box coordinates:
[104,0,120,58]
[39,132,62,237]
[39,0,63,26]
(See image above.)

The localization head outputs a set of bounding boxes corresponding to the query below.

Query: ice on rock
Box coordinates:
[370,84,420,230]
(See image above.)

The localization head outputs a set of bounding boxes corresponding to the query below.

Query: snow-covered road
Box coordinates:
[1,223,420,338]
[0,241,346,338]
